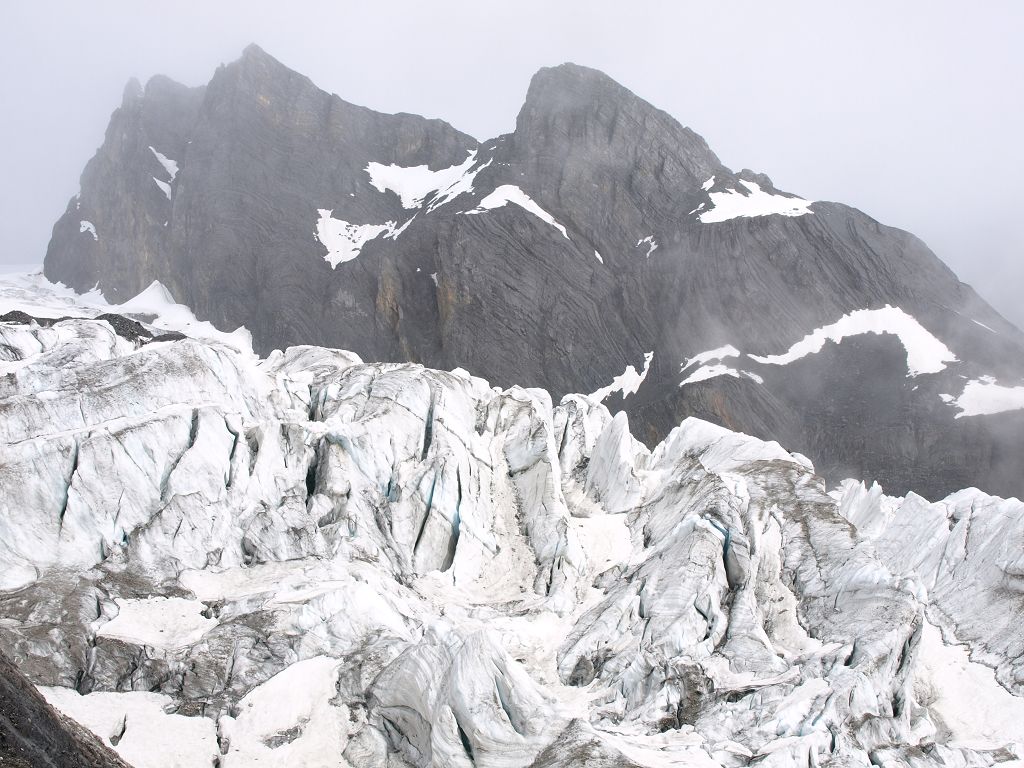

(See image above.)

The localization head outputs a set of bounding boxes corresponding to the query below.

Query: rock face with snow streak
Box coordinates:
[1,313,1023,766]
[41,46,1024,500]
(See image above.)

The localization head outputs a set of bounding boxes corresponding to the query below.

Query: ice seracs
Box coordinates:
[0,269,252,354]
[2,285,1024,767]
[698,180,813,223]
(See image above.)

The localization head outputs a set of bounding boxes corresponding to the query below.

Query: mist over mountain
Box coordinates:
[42,45,1024,501]
[2,36,1024,768]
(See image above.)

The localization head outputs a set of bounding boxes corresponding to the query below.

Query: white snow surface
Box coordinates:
[96,597,218,650]
[220,656,350,766]
[465,184,569,239]
[41,687,219,768]
[916,620,1024,749]
[79,220,98,240]
[679,345,763,387]
[682,344,741,371]
[365,150,490,211]
[944,376,1024,417]
[314,208,396,268]
[588,351,653,402]
[750,305,957,375]
[0,269,253,354]
[680,363,763,387]
[698,180,813,223]
[2,279,1023,767]
[149,146,179,181]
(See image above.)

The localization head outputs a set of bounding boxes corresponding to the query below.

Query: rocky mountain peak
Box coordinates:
[511,61,724,199]
[40,45,1024,502]
[120,76,143,105]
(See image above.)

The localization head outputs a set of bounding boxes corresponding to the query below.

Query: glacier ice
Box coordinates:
[1,302,1022,767]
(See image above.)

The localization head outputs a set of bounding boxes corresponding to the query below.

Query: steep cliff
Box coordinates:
[42,46,1024,499]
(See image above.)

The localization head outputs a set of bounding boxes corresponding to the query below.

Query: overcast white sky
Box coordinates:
[2,1,1022,326]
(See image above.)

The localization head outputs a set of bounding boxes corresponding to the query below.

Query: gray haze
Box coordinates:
[2,0,1022,328]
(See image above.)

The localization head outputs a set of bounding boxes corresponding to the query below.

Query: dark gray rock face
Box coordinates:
[44,45,1024,500]
[0,650,131,768]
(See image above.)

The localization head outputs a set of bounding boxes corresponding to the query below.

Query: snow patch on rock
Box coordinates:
[636,235,658,257]
[152,177,172,201]
[679,345,762,386]
[589,351,653,403]
[943,376,1024,417]
[148,146,179,182]
[698,180,813,223]
[366,150,491,212]
[750,305,956,375]
[79,220,98,241]
[680,363,764,387]
[314,209,396,268]
[465,185,569,239]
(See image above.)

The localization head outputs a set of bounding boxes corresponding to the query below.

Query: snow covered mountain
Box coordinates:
[40,45,1024,502]
[2,280,1023,766]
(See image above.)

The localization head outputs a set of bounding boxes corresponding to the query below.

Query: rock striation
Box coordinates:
[41,46,1024,501]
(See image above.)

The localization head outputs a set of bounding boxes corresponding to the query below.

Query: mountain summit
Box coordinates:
[43,46,1024,499]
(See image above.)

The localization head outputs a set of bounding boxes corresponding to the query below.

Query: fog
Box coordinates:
[2,0,1021,326]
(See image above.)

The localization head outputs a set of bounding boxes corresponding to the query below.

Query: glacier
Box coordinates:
[1,281,1023,767]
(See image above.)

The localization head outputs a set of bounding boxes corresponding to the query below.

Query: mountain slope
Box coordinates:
[42,46,1024,499]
